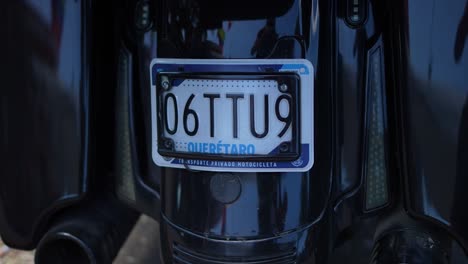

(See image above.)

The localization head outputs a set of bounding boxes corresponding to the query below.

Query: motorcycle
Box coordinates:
[1,0,468,263]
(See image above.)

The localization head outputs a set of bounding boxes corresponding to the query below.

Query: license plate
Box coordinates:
[150,59,314,172]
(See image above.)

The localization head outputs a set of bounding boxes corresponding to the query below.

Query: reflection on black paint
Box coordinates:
[455,1,468,62]
[0,0,84,247]
[251,18,279,58]
[257,174,289,235]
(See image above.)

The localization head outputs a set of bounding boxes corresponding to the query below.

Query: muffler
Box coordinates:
[35,196,139,264]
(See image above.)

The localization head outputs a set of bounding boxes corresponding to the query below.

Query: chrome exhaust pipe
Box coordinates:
[35,196,139,264]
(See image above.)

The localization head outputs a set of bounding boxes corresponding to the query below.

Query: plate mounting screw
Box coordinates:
[164,140,173,149]
[161,76,170,90]
[280,143,290,152]
[279,83,288,92]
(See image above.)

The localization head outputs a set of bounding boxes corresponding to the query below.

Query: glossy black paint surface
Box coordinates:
[113,0,163,221]
[2,0,466,262]
[371,230,450,263]
[118,0,398,260]
[331,0,392,232]
[114,0,333,261]
[163,171,318,239]
[0,1,90,248]
[160,214,323,263]
[156,0,333,241]
[395,0,468,249]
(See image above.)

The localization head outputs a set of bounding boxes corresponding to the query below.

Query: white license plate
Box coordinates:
[150,59,314,172]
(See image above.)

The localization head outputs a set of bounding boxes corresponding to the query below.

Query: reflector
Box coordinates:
[364,43,389,211]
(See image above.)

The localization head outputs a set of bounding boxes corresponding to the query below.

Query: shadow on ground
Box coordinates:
[114,216,161,264]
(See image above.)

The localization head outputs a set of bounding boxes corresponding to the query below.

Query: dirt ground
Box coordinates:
[0,215,161,264]
[0,241,34,264]
[114,216,161,264]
